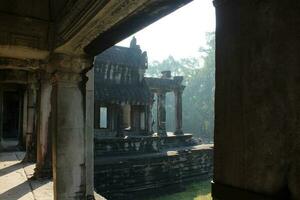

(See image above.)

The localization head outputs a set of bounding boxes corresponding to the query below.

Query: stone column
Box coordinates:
[157,91,167,136]
[48,53,94,200]
[116,104,124,137]
[23,82,38,162]
[35,72,52,178]
[174,87,184,135]
[0,87,3,151]
[147,93,154,135]
[84,67,95,198]
[22,90,28,147]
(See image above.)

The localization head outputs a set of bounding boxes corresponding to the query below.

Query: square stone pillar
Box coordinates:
[23,82,38,162]
[84,67,95,198]
[174,87,184,135]
[157,91,167,136]
[146,93,154,135]
[47,53,94,200]
[17,89,27,150]
[35,72,52,178]
[0,87,3,151]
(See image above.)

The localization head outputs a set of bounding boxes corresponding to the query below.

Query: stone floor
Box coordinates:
[0,151,105,200]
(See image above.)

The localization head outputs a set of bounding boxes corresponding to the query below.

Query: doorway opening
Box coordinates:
[0,86,24,151]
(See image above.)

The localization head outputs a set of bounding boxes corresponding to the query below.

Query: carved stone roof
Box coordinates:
[95,45,147,69]
[95,81,151,105]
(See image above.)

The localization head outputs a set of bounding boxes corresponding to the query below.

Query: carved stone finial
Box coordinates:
[130,36,137,48]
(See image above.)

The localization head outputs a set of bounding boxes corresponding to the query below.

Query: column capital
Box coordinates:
[174,86,185,95]
[45,53,93,74]
[44,53,93,83]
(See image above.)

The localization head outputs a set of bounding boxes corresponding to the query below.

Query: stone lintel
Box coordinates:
[55,0,149,56]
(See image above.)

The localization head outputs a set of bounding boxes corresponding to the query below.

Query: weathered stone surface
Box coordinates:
[94,144,213,200]
[48,53,94,200]
[214,0,300,199]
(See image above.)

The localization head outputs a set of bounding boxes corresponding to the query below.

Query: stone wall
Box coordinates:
[94,144,213,200]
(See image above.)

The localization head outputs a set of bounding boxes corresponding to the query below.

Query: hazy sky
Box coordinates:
[118,0,215,62]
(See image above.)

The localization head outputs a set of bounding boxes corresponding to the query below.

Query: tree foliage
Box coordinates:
[147,32,215,142]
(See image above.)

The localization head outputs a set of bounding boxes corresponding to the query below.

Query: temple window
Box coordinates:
[99,107,108,128]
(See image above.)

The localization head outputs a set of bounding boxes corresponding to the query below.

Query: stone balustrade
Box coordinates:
[94,133,196,156]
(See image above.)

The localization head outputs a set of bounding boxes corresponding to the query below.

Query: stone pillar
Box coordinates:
[48,53,94,200]
[213,0,300,199]
[23,82,38,162]
[84,67,94,198]
[19,89,28,150]
[174,87,184,135]
[22,90,28,147]
[157,91,167,136]
[147,93,154,135]
[35,72,52,178]
[116,104,124,137]
[0,87,3,151]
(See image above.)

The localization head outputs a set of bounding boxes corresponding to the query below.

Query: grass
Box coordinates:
[147,179,212,200]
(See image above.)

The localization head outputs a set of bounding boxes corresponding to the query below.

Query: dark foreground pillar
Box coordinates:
[213,0,300,199]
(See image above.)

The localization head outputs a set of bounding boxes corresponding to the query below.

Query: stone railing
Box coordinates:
[94,133,196,156]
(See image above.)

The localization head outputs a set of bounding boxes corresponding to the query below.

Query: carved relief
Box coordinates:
[0,57,42,70]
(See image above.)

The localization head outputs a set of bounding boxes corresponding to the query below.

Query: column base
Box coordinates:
[175,129,183,135]
[87,195,95,200]
[158,130,167,136]
[34,164,52,179]
[22,153,36,163]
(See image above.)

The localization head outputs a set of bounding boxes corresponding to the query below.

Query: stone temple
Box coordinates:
[0,0,300,200]
[93,38,213,199]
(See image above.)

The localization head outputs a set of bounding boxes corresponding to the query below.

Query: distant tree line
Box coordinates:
[147,32,215,143]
